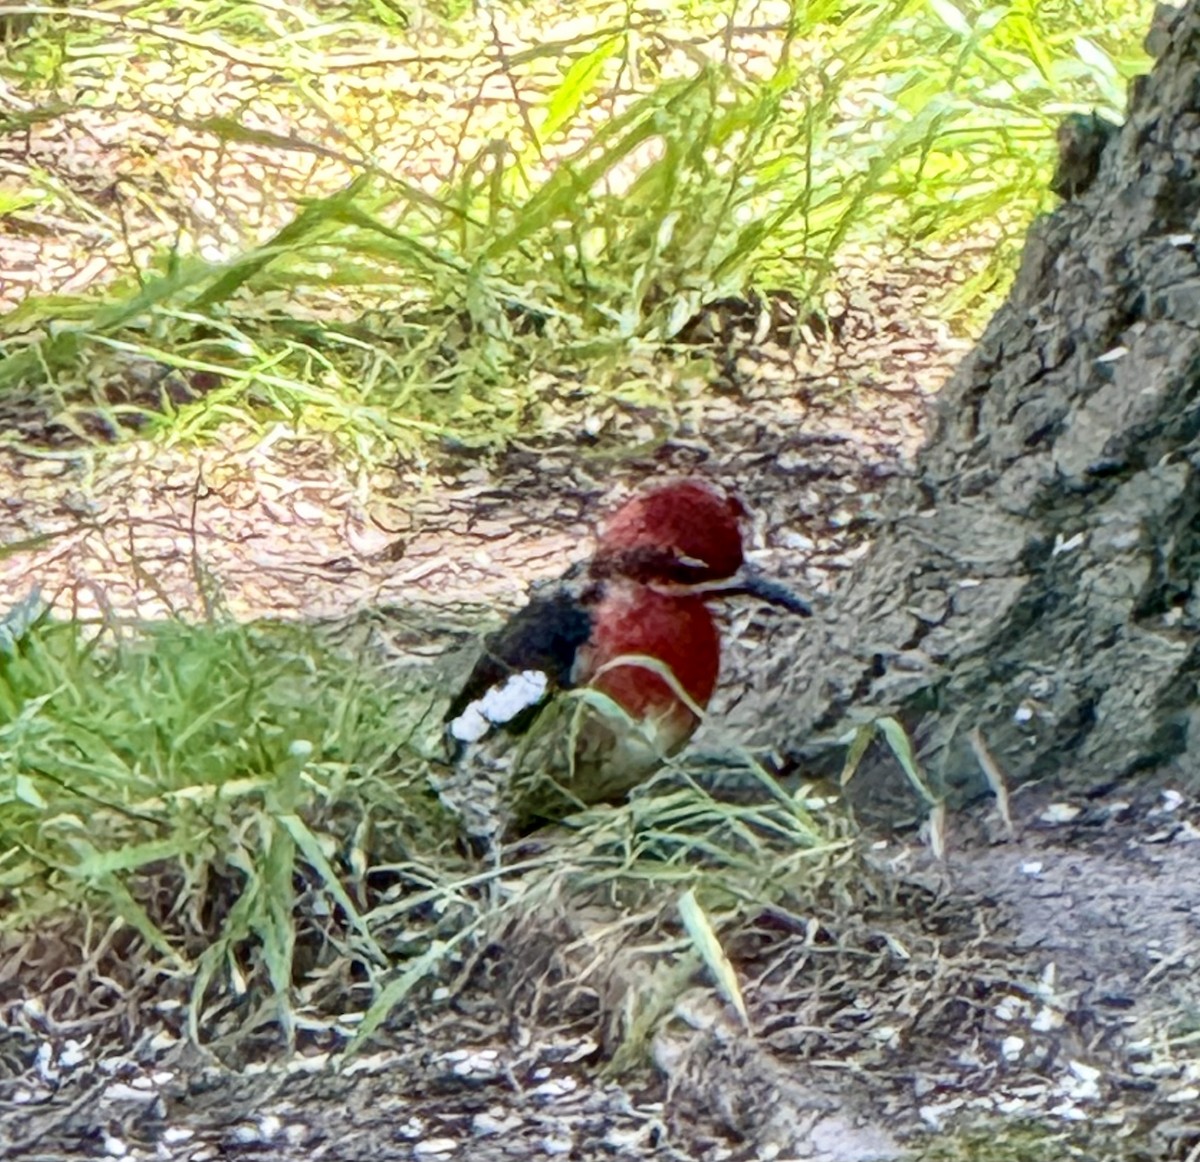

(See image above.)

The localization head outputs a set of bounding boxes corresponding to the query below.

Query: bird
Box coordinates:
[435,479,811,843]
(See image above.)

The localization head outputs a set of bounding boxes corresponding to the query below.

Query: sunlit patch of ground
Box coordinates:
[0,239,970,629]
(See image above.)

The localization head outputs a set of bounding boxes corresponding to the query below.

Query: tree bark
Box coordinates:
[735,0,1200,810]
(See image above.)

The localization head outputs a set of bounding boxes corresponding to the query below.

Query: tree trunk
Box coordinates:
[734,1,1200,812]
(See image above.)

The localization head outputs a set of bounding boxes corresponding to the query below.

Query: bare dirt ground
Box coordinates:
[0,244,956,626]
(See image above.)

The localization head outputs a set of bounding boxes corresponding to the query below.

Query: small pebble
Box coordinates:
[1038,803,1080,824]
[413,1138,458,1156]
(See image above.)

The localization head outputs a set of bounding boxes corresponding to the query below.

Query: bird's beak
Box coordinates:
[706,565,812,616]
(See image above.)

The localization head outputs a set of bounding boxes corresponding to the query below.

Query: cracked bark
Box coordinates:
[735,1,1200,813]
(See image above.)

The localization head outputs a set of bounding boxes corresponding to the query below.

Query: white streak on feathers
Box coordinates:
[447,670,550,743]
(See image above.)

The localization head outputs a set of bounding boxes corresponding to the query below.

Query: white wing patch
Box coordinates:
[447,670,551,743]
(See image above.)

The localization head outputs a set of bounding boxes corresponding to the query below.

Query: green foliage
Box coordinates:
[0,0,1153,456]
[0,595,853,1049]
[0,598,451,1035]
[917,1116,1160,1161]
[0,590,849,1048]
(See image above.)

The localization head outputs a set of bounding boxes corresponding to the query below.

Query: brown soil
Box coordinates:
[0,242,966,627]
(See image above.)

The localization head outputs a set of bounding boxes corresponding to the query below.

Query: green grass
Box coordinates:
[0,596,448,1035]
[0,0,1153,458]
[915,1117,1177,1161]
[0,593,850,1049]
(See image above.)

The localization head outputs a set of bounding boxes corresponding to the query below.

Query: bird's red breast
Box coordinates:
[576,580,720,753]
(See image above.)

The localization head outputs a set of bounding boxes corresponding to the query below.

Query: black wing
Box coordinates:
[444,587,594,732]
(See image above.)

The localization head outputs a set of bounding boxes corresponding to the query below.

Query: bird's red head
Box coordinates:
[590,480,746,586]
